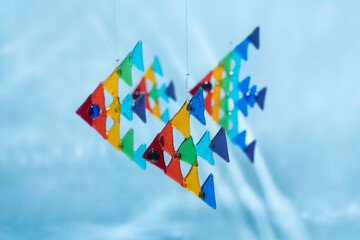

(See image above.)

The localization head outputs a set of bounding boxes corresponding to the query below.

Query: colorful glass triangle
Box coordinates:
[132,93,146,123]
[201,174,216,209]
[118,54,132,86]
[158,83,169,102]
[134,144,147,170]
[234,38,250,61]
[142,133,166,172]
[149,85,158,100]
[183,163,201,196]
[177,137,197,165]
[152,56,163,76]
[248,27,260,49]
[209,127,229,162]
[121,94,133,121]
[161,108,170,123]
[159,121,175,155]
[166,157,184,185]
[103,69,119,99]
[130,41,144,71]
[188,87,206,125]
[120,129,134,160]
[171,101,190,138]
[166,81,176,101]
[144,66,156,85]
[195,131,214,165]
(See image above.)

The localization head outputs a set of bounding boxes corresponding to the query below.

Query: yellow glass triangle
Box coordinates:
[212,64,224,83]
[184,163,201,196]
[107,122,121,151]
[107,97,121,123]
[152,101,161,119]
[144,66,156,85]
[171,101,190,138]
[103,68,119,99]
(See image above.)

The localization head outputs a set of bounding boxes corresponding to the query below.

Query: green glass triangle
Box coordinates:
[221,76,230,93]
[149,85,158,100]
[220,96,229,113]
[178,137,197,165]
[117,54,132,87]
[120,128,134,160]
[219,114,229,133]
[220,53,232,75]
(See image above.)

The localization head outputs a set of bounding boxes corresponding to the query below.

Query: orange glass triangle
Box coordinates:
[165,157,184,185]
[92,82,106,112]
[92,112,108,139]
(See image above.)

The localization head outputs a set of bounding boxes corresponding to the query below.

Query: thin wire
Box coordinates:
[185,0,190,99]
[229,0,234,49]
[113,0,119,62]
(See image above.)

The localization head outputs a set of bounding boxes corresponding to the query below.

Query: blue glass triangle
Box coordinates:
[121,94,133,121]
[247,85,257,108]
[236,98,248,117]
[234,38,250,61]
[201,174,216,209]
[232,130,247,151]
[152,56,163,76]
[130,41,144,72]
[248,27,260,49]
[132,93,146,123]
[238,76,251,95]
[245,140,256,163]
[158,83,169,102]
[195,131,214,165]
[256,87,267,110]
[165,81,176,101]
[161,108,170,124]
[209,127,229,162]
[134,144,147,170]
[188,87,206,125]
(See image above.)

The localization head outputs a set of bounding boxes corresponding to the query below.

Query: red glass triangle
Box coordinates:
[76,94,93,126]
[159,121,175,155]
[142,133,166,173]
[204,91,212,115]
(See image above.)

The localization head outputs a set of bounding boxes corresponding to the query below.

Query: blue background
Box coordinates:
[1,0,359,239]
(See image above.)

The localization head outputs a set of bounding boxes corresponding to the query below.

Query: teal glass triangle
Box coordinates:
[195,131,214,165]
[152,56,163,76]
[134,144,147,170]
[121,94,133,121]
[130,41,144,72]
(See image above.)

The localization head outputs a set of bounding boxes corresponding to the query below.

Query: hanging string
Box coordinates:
[113,0,119,62]
[185,0,190,99]
[229,0,234,49]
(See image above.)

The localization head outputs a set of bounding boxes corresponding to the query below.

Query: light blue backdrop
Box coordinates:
[1,0,359,239]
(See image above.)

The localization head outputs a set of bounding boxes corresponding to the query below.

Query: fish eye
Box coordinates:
[88,103,100,119]
[201,81,212,92]
[133,91,141,99]
[147,148,160,162]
